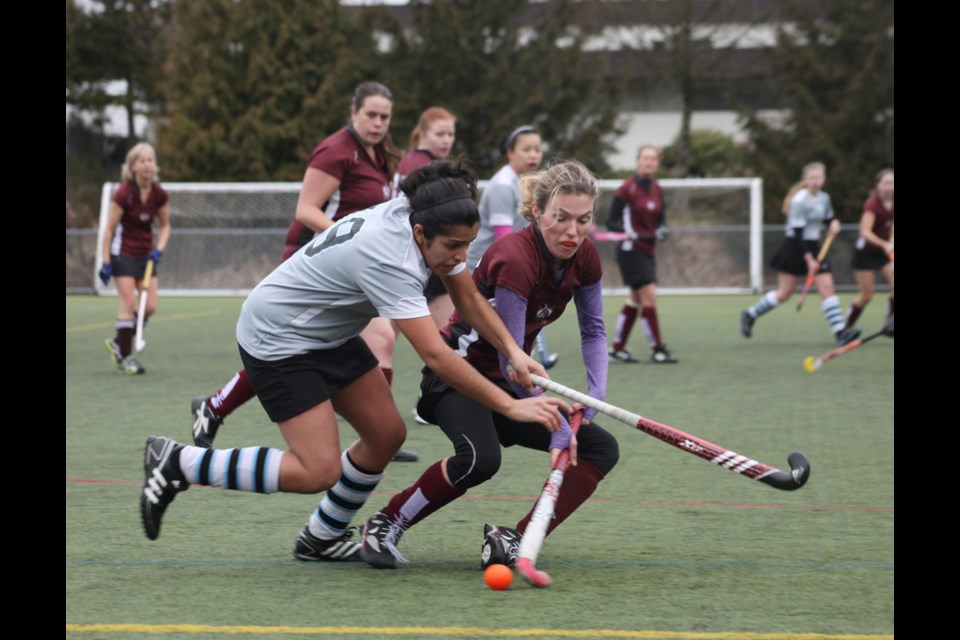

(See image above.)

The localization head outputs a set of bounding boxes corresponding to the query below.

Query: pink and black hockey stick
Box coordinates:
[515,409,584,588]
[529,374,810,492]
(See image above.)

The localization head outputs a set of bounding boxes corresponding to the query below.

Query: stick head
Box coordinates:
[515,557,551,588]
[803,356,819,374]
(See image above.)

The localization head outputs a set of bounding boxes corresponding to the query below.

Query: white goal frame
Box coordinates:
[94,177,764,296]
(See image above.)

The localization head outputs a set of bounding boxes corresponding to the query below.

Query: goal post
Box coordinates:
[93,177,765,296]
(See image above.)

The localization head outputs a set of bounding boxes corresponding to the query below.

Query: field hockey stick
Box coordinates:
[888,228,894,261]
[795,233,836,311]
[134,259,155,353]
[515,409,584,589]
[590,231,656,242]
[803,320,894,373]
[529,374,810,491]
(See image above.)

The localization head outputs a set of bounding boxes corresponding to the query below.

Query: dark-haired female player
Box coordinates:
[359,160,618,570]
[139,160,569,563]
[190,81,418,461]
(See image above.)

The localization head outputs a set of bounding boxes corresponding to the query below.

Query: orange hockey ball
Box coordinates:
[484,563,513,590]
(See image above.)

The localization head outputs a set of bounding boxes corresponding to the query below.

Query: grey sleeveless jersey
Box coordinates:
[785,189,834,241]
[467,164,524,271]
[237,197,462,360]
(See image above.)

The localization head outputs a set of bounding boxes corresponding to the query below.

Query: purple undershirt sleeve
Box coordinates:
[574,281,608,423]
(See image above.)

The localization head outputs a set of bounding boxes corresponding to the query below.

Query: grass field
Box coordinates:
[66,294,893,640]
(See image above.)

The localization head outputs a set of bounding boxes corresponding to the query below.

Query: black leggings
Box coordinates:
[420,386,620,490]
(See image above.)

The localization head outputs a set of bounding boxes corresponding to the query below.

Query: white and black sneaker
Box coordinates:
[140,436,189,540]
[360,511,409,569]
[191,397,224,448]
[120,355,145,375]
[608,347,639,364]
[651,344,678,364]
[481,523,522,569]
[292,525,363,562]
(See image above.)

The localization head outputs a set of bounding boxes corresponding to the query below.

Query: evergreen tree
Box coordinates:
[65,0,171,147]
[158,0,383,180]
[740,0,894,221]
[380,0,623,177]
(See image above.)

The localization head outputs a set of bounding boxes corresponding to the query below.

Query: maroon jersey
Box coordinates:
[442,225,603,381]
[393,149,435,192]
[282,125,393,261]
[859,194,894,255]
[614,176,663,254]
[109,180,169,258]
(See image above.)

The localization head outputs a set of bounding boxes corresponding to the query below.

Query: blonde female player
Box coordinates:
[740,162,861,346]
[100,142,171,375]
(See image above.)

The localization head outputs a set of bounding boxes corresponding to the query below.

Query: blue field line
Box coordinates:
[66,557,892,570]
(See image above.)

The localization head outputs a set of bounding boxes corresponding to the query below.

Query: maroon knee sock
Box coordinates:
[383,460,465,530]
[209,369,256,418]
[516,459,604,537]
[612,305,638,350]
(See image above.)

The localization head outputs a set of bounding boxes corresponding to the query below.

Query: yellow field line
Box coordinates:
[66,310,221,333]
[65,623,892,639]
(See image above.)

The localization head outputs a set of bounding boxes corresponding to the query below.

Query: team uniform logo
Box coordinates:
[535,304,555,321]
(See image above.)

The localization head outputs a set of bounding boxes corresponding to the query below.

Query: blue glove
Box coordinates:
[549,414,573,451]
[98,263,112,285]
[149,248,163,264]
[655,226,670,243]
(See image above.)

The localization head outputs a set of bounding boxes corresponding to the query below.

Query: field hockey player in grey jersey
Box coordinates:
[138,160,568,562]
[740,161,861,346]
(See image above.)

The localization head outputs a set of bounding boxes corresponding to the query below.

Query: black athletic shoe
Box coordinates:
[835,326,862,346]
[740,310,755,338]
[392,448,419,463]
[292,525,363,562]
[191,397,223,448]
[651,345,678,364]
[140,436,189,541]
[481,523,522,569]
[608,347,639,364]
[360,511,408,569]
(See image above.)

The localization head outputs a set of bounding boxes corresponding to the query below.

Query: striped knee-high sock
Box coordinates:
[179,445,282,494]
[747,291,779,319]
[310,450,384,541]
[822,295,846,334]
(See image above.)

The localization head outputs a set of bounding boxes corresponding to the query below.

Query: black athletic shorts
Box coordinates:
[769,238,832,277]
[110,254,157,279]
[239,337,379,423]
[423,273,448,302]
[851,249,890,271]
[615,249,657,289]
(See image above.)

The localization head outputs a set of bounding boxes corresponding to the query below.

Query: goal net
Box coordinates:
[92,178,766,296]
